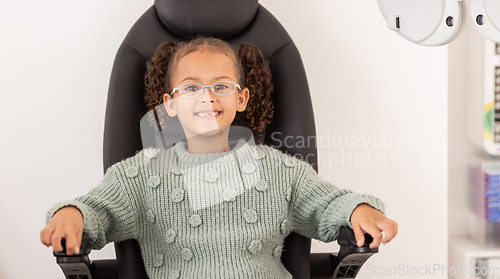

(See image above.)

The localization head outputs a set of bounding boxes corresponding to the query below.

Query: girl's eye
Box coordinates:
[214,84,229,90]
[184,85,200,91]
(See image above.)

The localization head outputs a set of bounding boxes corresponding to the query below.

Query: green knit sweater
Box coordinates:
[46,138,385,279]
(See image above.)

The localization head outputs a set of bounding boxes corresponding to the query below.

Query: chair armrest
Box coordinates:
[55,228,375,279]
[310,226,378,279]
[53,233,119,279]
[53,233,93,279]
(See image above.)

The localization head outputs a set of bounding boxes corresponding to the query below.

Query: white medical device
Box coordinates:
[471,0,500,43]
[377,0,465,46]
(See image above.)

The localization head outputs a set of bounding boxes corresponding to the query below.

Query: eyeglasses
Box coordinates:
[170,81,241,98]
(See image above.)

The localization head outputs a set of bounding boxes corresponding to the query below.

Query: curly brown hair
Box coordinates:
[144,36,274,137]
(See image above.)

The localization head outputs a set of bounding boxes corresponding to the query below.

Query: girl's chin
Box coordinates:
[193,125,233,137]
[195,129,222,137]
[189,124,230,137]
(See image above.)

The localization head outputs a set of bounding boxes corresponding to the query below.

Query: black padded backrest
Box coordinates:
[155,0,259,38]
[103,3,317,279]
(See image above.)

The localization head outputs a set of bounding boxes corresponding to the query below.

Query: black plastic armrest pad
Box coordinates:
[337,226,374,247]
[53,232,91,257]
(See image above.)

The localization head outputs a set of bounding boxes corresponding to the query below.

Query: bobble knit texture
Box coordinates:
[46,138,385,279]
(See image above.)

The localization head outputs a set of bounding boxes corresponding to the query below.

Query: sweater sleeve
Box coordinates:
[289,161,386,243]
[45,165,139,250]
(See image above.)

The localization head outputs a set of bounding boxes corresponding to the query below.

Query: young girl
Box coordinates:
[40,37,397,279]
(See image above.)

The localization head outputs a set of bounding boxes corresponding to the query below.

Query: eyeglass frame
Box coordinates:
[170,80,241,98]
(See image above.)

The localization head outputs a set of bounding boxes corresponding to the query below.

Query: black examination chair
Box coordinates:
[53,0,379,278]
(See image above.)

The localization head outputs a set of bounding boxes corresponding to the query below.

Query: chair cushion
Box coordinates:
[154,0,259,38]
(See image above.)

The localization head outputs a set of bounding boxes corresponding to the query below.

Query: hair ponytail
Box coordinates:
[235,44,274,136]
[144,42,176,112]
[143,42,176,127]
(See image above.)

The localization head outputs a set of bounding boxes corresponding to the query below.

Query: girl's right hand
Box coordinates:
[40,206,84,255]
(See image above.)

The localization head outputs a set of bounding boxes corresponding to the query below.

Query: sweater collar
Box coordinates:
[173,137,254,165]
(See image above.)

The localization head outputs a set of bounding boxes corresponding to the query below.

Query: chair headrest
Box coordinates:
[154,0,259,38]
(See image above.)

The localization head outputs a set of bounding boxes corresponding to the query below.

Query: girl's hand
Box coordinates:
[40,206,84,255]
[349,203,398,248]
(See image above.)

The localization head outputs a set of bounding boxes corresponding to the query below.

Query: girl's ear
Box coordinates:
[163,93,178,117]
[236,87,250,112]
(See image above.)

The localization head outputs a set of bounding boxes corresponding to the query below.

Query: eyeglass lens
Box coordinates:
[179,81,236,96]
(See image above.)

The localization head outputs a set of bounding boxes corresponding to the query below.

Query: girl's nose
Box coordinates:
[199,87,215,103]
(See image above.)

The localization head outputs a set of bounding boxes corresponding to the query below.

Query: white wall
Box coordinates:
[0,1,448,278]
[447,12,481,240]
[0,1,154,278]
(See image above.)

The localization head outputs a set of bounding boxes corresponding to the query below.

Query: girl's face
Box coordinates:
[163,49,249,139]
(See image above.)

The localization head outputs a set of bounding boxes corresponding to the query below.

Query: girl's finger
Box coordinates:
[384,220,398,244]
[40,226,55,247]
[74,228,83,255]
[378,222,395,244]
[351,224,365,247]
[363,226,383,249]
[65,233,78,255]
[51,231,64,252]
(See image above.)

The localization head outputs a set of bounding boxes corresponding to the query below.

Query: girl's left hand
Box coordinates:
[349,203,398,248]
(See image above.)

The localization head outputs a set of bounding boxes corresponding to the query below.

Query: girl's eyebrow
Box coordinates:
[179,76,232,83]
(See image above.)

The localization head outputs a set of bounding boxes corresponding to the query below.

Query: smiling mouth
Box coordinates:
[194,111,222,118]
